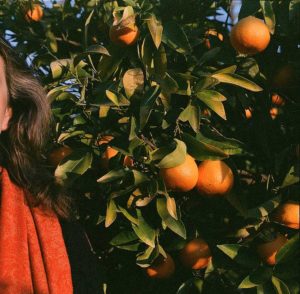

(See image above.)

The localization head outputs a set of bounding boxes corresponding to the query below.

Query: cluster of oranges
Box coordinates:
[145,238,211,279]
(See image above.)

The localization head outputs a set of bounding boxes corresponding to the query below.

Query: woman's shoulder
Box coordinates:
[59,219,105,294]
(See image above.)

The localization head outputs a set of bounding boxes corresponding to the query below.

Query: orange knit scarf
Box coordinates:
[0,167,73,293]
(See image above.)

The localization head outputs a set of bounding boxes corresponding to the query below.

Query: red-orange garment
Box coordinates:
[0,167,73,293]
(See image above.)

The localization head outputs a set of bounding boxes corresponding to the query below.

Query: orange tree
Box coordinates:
[1,0,299,293]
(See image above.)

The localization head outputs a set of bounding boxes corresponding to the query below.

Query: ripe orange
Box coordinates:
[271,94,285,106]
[256,233,288,265]
[230,16,270,55]
[145,254,175,279]
[48,145,73,167]
[196,160,234,197]
[26,4,43,22]
[160,154,198,192]
[109,25,139,46]
[245,108,252,119]
[123,155,134,167]
[98,136,119,170]
[180,238,211,270]
[269,107,278,120]
[271,202,299,229]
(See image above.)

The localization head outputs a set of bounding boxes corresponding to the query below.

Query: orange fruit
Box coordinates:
[123,155,134,167]
[269,107,278,119]
[109,25,139,46]
[256,233,288,265]
[48,145,73,167]
[271,94,285,106]
[26,4,43,22]
[196,160,234,197]
[145,254,175,279]
[160,154,198,192]
[271,202,299,229]
[98,136,119,170]
[245,108,252,119]
[230,16,270,55]
[180,238,211,270]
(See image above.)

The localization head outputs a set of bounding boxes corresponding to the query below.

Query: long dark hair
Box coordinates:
[0,39,72,219]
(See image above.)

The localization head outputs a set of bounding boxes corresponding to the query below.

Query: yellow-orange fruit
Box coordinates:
[271,94,285,106]
[160,155,198,192]
[145,254,175,279]
[26,4,43,22]
[123,155,134,167]
[180,238,211,270]
[257,233,288,265]
[109,25,139,46]
[48,145,73,166]
[230,16,270,55]
[271,202,300,229]
[196,160,234,197]
[269,107,278,120]
[245,108,252,119]
[98,136,118,170]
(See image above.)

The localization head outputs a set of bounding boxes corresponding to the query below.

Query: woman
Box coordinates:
[0,39,103,293]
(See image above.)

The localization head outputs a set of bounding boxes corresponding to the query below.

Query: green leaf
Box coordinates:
[281,165,299,188]
[271,276,291,294]
[136,246,159,268]
[194,76,219,91]
[196,90,227,102]
[139,86,161,129]
[97,169,130,183]
[57,130,86,143]
[151,139,187,168]
[196,90,226,120]
[166,196,178,220]
[182,133,228,160]
[215,65,237,74]
[105,89,129,106]
[97,45,126,82]
[197,129,245,156]
[157,197,186,239]
[179,103,200,133]
[162,21,191,54]
[123,68,144,98]
[211,73,263,92]
[46,30,58,53]
[260,0,276,34]
[238,267,273,289]
[275,234,300,264]
[105,199,117,228]
[54,150,93,183]
[132,209,156,248]
[110,230,139,246]
[246,196,281,219]
[217,244,260,268]
[50,59,70,79]
[74,44,110,66]
[146,14,163,49]
[118,205,139,225]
